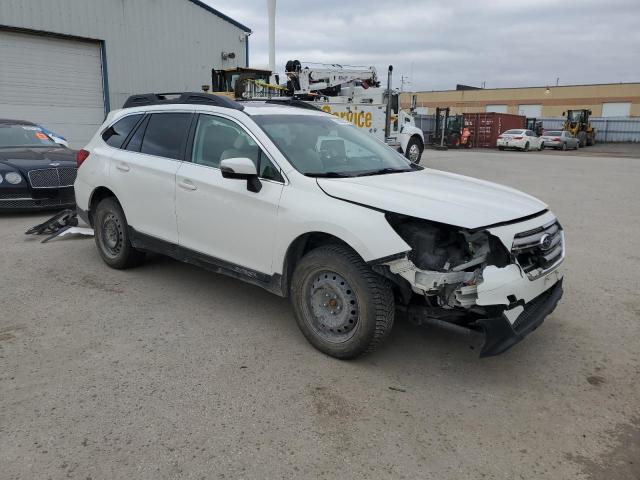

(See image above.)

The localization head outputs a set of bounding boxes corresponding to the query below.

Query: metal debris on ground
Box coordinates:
[25,209,94,243]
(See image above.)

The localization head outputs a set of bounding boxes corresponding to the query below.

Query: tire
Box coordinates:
[404,136,424,164]
[577,131,587,147]
[538,142,543,151]
[94,197,145,269]
[561,142,567,151]
[524,142,530,152]
[290,244,394,359]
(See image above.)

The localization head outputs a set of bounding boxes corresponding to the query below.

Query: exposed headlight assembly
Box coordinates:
[5,172,23,184]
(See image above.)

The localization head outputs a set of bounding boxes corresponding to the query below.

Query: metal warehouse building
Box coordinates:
[402,83,640,118]
[0,0,251,147]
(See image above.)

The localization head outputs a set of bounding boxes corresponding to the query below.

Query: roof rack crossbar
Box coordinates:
[122,92,244,111]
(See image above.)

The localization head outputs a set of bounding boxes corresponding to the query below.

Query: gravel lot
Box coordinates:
[1,149,639,479]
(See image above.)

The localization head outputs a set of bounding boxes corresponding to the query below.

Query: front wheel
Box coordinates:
[94,197,145,269]
[290,244,394,359]
[538,142,544,151]
[404,136,424,164]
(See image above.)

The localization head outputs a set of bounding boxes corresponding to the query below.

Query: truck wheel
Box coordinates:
[405,137,423,164]
[578,131,587,147]
[94,197,145,269]
[290,244,394,359]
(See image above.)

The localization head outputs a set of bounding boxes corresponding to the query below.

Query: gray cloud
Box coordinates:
[206,0,640,91]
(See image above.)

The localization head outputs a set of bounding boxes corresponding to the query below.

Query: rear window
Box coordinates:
[102,114,142,148]
[139,113,193,160]
[503,130,524,135]
[545,131,562,136]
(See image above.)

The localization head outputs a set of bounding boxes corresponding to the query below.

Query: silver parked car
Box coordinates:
[540,130,579,151]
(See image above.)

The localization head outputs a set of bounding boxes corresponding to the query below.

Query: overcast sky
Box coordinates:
[206,0,640,91]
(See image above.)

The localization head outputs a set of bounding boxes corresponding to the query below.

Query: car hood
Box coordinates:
[317,168,547,229]
[0,147,76,171]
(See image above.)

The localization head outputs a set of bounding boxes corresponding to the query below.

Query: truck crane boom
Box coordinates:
[285,60,379,97]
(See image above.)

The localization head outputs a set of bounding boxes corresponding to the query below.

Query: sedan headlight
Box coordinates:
[5,172,23,184]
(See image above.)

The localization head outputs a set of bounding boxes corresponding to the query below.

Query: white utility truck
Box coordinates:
[210,61,425,163]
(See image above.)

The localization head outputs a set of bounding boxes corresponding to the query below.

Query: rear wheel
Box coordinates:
[405,136,424,164]
[94,197,145,269]
[523,142,530,152]
[290,244,394,359]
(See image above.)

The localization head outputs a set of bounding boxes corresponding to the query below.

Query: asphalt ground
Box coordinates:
[1,148,639,479]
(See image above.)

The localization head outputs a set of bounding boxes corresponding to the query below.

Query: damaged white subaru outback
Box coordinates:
[75,92,564,359]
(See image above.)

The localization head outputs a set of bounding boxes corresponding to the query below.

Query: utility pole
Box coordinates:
[267,0,276,73]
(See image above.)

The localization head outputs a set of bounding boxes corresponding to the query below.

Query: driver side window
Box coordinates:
[191,115,283,182]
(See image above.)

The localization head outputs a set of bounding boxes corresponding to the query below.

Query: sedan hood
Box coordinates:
[0,147,76,171]
[317,168,547,229]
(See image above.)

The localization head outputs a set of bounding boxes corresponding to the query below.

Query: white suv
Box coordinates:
[75,92,564,359]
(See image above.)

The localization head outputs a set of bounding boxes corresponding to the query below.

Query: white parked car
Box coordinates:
[74,92,564,359]
[497,129,543,151]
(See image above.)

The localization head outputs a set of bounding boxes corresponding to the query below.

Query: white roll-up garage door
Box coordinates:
[518,104,542,117]
[0,29,105,148]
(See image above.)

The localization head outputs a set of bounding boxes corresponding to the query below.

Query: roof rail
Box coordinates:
[262,98,322,111]
[122,92,244,111]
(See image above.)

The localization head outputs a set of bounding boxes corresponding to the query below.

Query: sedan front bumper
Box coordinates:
[0,188,75,211]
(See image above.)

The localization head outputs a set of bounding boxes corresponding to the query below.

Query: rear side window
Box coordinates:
[102,114,142,148]
[140,113,192,160]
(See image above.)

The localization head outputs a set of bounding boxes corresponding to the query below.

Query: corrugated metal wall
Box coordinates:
[416,115,640,143]
[0,0,249,111]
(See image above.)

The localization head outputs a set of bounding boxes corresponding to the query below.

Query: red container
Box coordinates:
[463,113,526,148]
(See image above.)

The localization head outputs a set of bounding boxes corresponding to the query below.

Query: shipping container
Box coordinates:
[463,113,526,148]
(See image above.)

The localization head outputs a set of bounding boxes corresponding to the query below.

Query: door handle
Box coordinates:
[116,163,130,172]
[178,179,197,191]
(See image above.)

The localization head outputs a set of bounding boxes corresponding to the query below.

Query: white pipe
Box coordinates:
[268,0,276,72]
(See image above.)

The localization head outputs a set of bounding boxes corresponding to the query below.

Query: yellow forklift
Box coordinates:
[563,109,596,147]
[208,67,287,99]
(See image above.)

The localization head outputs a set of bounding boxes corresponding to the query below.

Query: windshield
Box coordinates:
[0,124,58,148]
[567,111,583,122]
[253,114,417,177]
[545,131,562,136]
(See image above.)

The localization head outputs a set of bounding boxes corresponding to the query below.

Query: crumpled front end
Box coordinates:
[380,210,565,356]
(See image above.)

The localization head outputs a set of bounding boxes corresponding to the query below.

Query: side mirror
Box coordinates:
[220,157,262,193]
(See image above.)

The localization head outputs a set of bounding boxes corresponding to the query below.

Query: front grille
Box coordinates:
[512,220,564,280]
[27,167,77,188]
[0,196,75,209]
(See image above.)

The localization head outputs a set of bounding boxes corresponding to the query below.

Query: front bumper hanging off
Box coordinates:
[474,279,564,357]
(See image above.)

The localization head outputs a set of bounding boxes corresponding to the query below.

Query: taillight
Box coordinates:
[498,135,503,139]
[76,149,90,168]
[513,136,523,140]
[553,137,561,141]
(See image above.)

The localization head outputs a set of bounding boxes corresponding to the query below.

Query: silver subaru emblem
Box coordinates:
[49,162,60,167]
[539,233,553,250]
